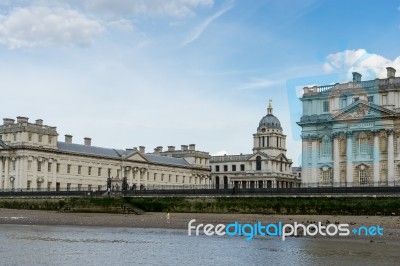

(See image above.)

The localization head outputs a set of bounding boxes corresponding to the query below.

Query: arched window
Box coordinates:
[359,169,368,185]
[321,167,332,184]
[358,133,369,154]
[256,156,261,171]
[321,135,331,156]
[223,176,228,189]
[215,176,220,189]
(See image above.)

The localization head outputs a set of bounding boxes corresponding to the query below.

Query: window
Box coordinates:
[48,163,52,172]
[176,175,178,183]
[215,165,220,172]
[382,95,387,105]
[232,165,236,172]
[78,184,82,191]
[78,165,82,174]
[353,97,359,102]
[12,161,16,170]
[67,164,71,174]
[256,156,261,171]
[169,175,171,182]
[182,176,185,183]
[154,173,157,181]
[276,137,279,147]
[368,96,374,103]
[240,164,245,171]
[67,183,71,191]
[28,133,32,141]
[359,169,368,185]
[98,167,102,176]
[13,133,16,141]
[38,135,42,142]
[267,136,270,147]
[0,135,2,140]
[28,161,32,170]
[358,136,368,154]
[27,181,31,190]
[321,136,331,156]
[37,162,41,172]
[88,185,92,191]
[48,136,52,144]
[322,170,332,184]
[323,100,329,112]
[88,166,92,175]
[56,163,60,173]
[108,168,111,177]
[223,165,228,171]
[341,98,347,108]
[161,174,164,182]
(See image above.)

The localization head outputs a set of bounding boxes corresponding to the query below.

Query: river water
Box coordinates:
[0,225,399,265]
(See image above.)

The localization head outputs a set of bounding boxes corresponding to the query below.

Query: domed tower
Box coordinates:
[253,100,287,157]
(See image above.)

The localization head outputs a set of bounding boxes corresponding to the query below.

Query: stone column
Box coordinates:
[346,132,353,187]
[301,139,308,186]
[44,160,48,190]
[15,157,20,189]
[373,131,380,186]
[52,159,57,190]
[134,167,139,189]
[4,157,9,190]
[311,139,318,187]
[333,135,340,187]
[33,159,38,190]
[387,130,395,186]
[0,157,3,189]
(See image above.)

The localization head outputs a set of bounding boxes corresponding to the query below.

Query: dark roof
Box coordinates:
[57,142,190,167]
[143,154,190,167]
[58,142,125,158]
[258,114,282,130]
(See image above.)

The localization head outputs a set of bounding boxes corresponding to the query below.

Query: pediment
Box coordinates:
[248,152,270,161]
[123,151,148,162]
[274,153,290,163]
[331,100,396,121]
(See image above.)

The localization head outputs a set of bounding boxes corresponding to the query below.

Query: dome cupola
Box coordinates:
[258,100,282,130]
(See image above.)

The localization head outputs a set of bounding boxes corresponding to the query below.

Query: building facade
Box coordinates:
[298,67,400,187]
[210,101,300,189]
[0,117,210,191]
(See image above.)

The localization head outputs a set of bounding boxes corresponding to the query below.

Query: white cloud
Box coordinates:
[239,77,281,90]
[212,150,229,156]
[323,49,400,80]
[0,6,103,48]
[107,19,133,32]
[80,0,214,18]
[181,0,233,46]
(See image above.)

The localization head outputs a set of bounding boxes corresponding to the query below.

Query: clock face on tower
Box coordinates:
[261,128,266,133]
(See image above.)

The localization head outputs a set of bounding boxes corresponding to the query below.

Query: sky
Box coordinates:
[1,0,400,166]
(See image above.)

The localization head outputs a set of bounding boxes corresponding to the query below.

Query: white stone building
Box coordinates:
[210,101,300,189]
[0,117,210,191]
[298,67,400,187]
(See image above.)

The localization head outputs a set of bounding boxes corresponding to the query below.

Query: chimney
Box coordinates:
[168,146,175,152]
[16,116,29,124]
[65,134,73,144]
[139,146,145,153]
[35,119,43,126]
[3,118,15,125]
[352,72,362,82]
[387,67,396,78]
[189,144,196,151]
[84,137,91,146]
[181,145,188,151]
[156,146,163,152]
[154,147,160,155]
